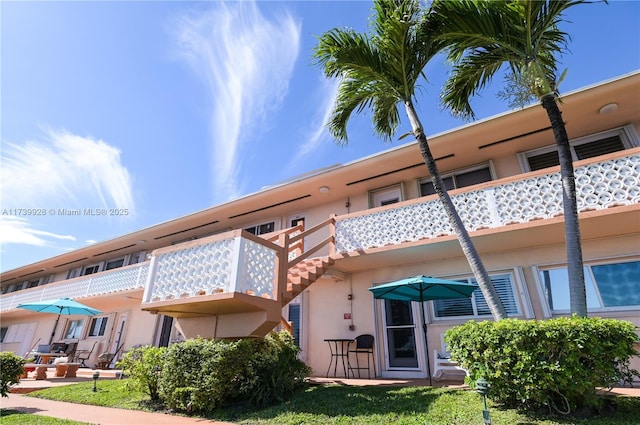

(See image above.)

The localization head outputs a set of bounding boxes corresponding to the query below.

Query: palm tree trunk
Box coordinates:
[541,94,587,317]
[405,100,508,320]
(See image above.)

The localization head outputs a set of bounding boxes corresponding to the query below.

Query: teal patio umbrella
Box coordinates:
[368,275,478,385]
[17,297,102,344]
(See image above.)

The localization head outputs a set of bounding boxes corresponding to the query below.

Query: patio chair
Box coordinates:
[348,334,376,379]
[75,340,98,367]
[433,334,468,381]
[33,344,50,364]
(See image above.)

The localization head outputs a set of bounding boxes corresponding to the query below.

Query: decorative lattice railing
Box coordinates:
[0,263,149,312]
[335,152,640,253]
[142,231,278,303]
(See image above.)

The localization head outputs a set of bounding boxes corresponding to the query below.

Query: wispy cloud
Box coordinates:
[287,77,340,169]
[0,128,135,248]
[1,128,135,213]
[0,216,76,247]
[172,1,301,202]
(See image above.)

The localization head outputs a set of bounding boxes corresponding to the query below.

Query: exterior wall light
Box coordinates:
[92,370,100,392]
[476,377,491,425]
[598,103,618,115]
[319,186,330,193]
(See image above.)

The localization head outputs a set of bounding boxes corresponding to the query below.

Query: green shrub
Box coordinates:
[445,317,640,414]
[0,352,26,397]
[159,337,255,413]
[159,331,311,414]
[247,331,311,407]
[116,345,166,401]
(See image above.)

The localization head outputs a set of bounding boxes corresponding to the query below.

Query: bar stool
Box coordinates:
[348,334,375,379]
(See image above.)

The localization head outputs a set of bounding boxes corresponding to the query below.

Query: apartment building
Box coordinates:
[1,72,638,380]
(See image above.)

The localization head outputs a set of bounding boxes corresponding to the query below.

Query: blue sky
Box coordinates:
[1,0,639,272]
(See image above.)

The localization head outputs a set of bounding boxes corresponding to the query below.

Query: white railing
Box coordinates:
[142,230,279,304]
[0,262,150,312]
[335,152,640,253]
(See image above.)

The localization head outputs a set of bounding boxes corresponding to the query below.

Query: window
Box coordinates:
[420,164,492,197]
[370,185,403,207]
[128,251,145,265]
[288,304,301,347]
[434,273,520,318]
[0,327,7,343]
[64,319,85,339]
[82,264,101,275]
[88,317,109,337]
[67,268,81,280]
[27,279,39,289]
[245,221,275,235]
[520,125,638,172]
[105,258,125,270]
[540,259,640,312]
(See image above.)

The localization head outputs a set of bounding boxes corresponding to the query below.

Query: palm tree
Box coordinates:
[432,0,591,317]
[313,0,508,320]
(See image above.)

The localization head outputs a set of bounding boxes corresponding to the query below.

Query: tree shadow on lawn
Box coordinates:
[216,385,640,425]
[220,384,455,421]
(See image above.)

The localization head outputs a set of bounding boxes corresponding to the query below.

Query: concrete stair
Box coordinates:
[283,256,334,303]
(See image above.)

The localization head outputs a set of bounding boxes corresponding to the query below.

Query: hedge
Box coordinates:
[445,317,640,414]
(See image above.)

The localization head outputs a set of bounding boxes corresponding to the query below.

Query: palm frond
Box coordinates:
[313,0,442,143]
[434,0,597,114]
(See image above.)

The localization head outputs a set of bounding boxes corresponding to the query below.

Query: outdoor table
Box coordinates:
[324,338,353,378]
[34,352,67,364]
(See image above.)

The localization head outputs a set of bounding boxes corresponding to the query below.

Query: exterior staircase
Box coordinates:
[142,219,337,340]
[283,256,334,304]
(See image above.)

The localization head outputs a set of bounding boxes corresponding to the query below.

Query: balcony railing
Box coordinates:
[334,150,640,253]
[0,262,150,312]
[142,230,281,304]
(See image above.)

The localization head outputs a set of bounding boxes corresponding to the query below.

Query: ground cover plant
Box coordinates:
[26,378,640,425]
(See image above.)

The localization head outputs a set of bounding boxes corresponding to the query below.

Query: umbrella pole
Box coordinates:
[49,313,61,345]
[420,297,432,386]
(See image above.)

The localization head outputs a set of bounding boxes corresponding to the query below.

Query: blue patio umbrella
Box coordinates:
[17,297,102,344]
[368,275,478,385]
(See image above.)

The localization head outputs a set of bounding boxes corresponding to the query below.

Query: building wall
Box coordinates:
[301,231,640,378]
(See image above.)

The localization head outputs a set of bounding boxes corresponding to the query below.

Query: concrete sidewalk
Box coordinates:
[2,368,234,424]
[1,393,234,425]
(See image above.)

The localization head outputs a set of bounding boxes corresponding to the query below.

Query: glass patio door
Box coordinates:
[383,299,419,368]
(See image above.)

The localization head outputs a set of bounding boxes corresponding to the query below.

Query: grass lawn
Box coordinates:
[0,409,90,425]
[24,379,640,425]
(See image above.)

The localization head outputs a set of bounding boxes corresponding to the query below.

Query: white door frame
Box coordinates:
[378,299,428,379]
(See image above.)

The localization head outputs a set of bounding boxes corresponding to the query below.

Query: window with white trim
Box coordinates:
[64,319,85,339]
[128,251,145,265]
[245,221,275,235]
[420,164,493,196]
[519,125,638,172]
[104,258,125,270]
[88,316,109,337]
[539,259,640,312]
[370,185,403,207]
[82,263,101,276]
[67,267,81,280]
[433,273,520,318]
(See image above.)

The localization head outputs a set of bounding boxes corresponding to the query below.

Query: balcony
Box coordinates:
[333,149,639,262]
[141,229,284,317]
[0,262,150,313]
